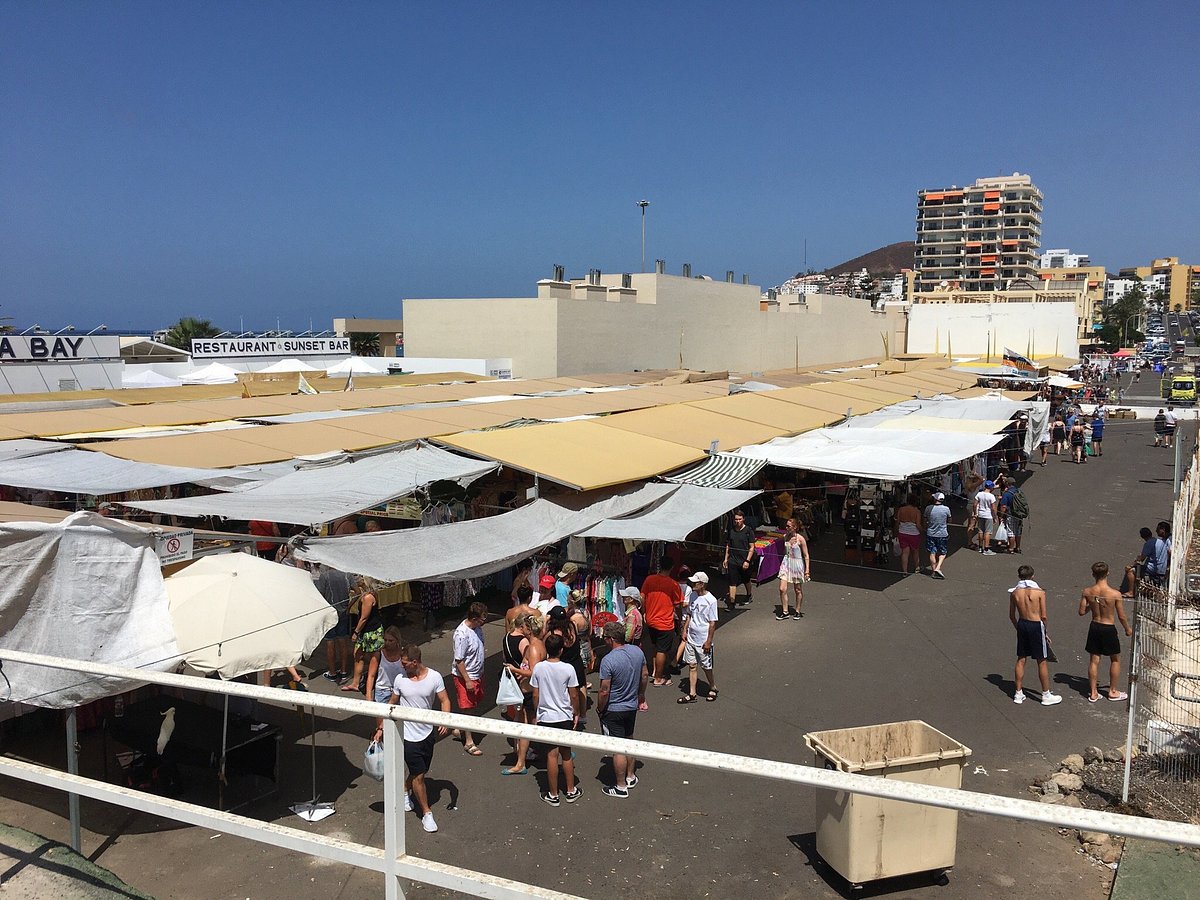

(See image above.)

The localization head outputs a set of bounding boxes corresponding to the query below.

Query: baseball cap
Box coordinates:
[984,480,995,488]
[618,586,641,601]
[687,571,709,584]
[539,573,556,589]
[556,562,578,579]
[933,492,945,501]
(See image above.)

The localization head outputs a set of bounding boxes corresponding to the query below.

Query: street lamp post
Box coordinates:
[53,325,75,335]
[19,325,41,335]
[86,325,108,335]
[636,200,649,273]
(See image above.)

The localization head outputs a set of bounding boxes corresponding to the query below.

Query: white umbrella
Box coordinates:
[165,552,335,679]
[165,552,338,820]
[122,368,184,388]
[179,362,240,385]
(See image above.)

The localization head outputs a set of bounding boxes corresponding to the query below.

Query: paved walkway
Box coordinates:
[0,392,1187,899]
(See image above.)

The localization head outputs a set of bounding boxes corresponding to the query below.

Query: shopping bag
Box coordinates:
[496,667,524,707]
[362,740,385,782]
[994,522,1010,543]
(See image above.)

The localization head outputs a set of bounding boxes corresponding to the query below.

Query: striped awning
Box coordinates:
[664,452,766,489]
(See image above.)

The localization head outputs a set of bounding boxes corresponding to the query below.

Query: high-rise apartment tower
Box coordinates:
[914,173,1042,293]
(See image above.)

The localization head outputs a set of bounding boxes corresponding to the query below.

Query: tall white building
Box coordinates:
[1039,248,1091,268]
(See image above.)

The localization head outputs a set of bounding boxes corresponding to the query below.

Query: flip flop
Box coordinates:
[500,767,528,776]
[1088,695,1100,703]
[677,694,698,704]
[464,745,483,756]
[1107,691,1129,702]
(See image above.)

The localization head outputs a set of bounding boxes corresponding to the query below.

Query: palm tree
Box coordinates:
[162,317,220,350]
[350,332,381,356]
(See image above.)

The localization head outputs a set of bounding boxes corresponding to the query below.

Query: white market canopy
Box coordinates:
[258,357,322,373]
[0,512,179,708]
[1048,374,1084,388]
[0,448,268,494]
[734,428,1006,481]
[577,484,759,541]
[122,368,184,388]
[124,444,498,525]
[325,356,388,376]
[179,362,240,384]
[296,482,669,581]
[840,396,1049,453]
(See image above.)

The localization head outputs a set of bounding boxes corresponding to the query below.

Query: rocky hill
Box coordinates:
[816,241,914,277]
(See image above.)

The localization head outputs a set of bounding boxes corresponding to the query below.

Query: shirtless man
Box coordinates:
[894,496,922,575]
[1078,562,1132,702]
[1008,565,1063,706]
[506,585,534,631]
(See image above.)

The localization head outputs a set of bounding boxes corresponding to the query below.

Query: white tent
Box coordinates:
[122,368,184,388]
[0,448,269,494]
[179,362,240,385]
[734,428,1005,481]
[578,485,759,541]
[258,358,321,374]
[123,444,498,525]
[295,482,678,582]
[325,356,387,376]
[840,396,1049,454]
[0,512,179,708]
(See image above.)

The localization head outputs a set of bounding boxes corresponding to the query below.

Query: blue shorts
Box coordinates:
[926,535,948,556]
[325,609,351,639]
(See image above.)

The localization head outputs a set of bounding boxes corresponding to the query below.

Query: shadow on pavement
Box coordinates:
[787,831,951,897]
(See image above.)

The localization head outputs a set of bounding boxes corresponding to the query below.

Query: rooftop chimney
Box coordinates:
[655,259,665,274]
[682,263,692,278]
[726,270,735,282]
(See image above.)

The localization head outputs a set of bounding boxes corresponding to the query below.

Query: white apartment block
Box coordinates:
[1039,248,1091,268]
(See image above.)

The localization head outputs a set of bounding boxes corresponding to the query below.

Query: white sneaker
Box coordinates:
[1013,691,1026,704]
[1041,692,1063,706]
[421,812,438,833]
[403,792,413,812]
[983,550,997,556]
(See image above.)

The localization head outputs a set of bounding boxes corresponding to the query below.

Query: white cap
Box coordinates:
[933,492,945,501]
[617,586,641,601]
[687,571,709,584]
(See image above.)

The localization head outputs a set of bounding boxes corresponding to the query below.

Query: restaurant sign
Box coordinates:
[191,337,352,359]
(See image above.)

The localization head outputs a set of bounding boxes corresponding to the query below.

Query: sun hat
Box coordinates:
[687,572,709,584]
[933,492,945,501]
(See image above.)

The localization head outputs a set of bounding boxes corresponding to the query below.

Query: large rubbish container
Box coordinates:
[802,720,972,887]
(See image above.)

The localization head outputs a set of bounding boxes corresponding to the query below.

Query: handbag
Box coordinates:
[496,667,524,707]
[363,739,385,782]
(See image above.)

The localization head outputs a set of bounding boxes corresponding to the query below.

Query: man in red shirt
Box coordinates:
[640,558,683,686]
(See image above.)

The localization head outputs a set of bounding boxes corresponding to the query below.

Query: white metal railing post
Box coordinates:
[382,718,405,900]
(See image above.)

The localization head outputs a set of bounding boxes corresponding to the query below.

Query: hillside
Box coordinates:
[818,241,914,276]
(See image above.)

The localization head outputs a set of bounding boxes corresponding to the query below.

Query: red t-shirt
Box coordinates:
[640,573,683,631]
[249,519,277,554]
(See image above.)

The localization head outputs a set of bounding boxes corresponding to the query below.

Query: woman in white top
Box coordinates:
[777,518,810,620]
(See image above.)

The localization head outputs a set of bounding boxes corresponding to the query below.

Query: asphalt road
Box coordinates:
[0,402,1182,899]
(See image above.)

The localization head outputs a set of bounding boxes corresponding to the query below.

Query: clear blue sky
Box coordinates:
[2,2,1197,331]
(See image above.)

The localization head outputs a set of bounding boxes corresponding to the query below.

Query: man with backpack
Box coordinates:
[999,479,1030,555]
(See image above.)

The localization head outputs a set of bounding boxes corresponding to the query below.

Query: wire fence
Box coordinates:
[1124,436,1200,823]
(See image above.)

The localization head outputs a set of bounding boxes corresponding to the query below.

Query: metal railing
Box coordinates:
[3,649,1200,900]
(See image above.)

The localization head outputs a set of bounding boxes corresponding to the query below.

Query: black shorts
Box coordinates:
[521,691,535,714]
[1085,622,1122,657]
[647,625,675,654]
[600,709,637,740]
[726,561,754,586]
[535,718,574,755]
[403,733,436,776]
[1016,619,1048,661]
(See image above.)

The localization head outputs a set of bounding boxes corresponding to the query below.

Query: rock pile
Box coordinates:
[1033,745,1138,868]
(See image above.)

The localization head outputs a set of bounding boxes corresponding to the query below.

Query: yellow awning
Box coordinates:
[755,387,880,418]
[437,420,704,491]
[804,381,916,405]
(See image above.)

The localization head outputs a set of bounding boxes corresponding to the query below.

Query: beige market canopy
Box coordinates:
[803,381,916,406]
[437,420,705,490]
[594,405,788,451]
[687,393,841,431]
[753,386,883,418]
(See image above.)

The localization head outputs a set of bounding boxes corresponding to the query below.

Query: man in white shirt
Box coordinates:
[451,602,487,756]
[678,572,719,704]
[1164,405,1179,448]
[374,644,451,833]
[975,480,998,556]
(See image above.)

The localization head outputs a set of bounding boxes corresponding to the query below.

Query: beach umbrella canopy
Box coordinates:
[165,552,336,680]
[258,358,321,373]
[325,356,387,376]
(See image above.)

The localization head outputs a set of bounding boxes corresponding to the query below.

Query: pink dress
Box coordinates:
[779,536,807,584]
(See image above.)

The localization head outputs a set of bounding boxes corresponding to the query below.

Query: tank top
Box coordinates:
[359,593,382,632]
[503,633,525,668]
[375,652,405,697]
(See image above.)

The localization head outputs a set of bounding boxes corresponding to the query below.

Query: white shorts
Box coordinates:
[682,642,713,669]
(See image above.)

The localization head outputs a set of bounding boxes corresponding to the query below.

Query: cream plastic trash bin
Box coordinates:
[803,720,972,887]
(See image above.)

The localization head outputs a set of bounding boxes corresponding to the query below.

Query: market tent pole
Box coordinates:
[291,704,335,822]
[65,708,81,851]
